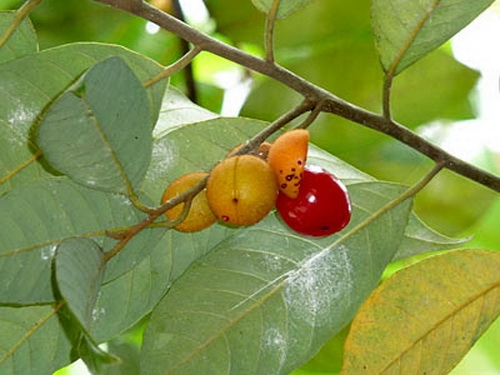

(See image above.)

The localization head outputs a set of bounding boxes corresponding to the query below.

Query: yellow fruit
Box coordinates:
[207,155,278,226]
[161,172,217,232]
[268,129,309,199]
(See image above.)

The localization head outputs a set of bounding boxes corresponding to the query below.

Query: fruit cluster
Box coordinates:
[161,129,351,237]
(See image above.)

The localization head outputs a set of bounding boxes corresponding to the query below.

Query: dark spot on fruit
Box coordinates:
[291,168,296,172]
[286,174,294,181]
[279,170,283,174]
[321,225,330,231]
[281,183,287,189]
[297,160,303,165]
[232,198,239,203]
[222,215,230,222]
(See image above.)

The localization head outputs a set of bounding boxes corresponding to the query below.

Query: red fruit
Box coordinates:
[275,166,351,237]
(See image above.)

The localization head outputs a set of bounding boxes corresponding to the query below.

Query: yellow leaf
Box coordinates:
[342,249,500,375]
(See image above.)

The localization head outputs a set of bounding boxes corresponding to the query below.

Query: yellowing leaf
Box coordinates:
[342,249,500,375]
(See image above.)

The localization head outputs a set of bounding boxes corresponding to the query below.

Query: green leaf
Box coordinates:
[0,304,72,375]
[395,214,469,261]
[371,0,494,75]
[251,0,313,19]
[0,11,37,63]
[342,249,500,374]
[37,56,153,194]
[89,236,172,343]
[0,178,151,304]
[153,86,219,139]
[140,181,413,374]
[55,238,106,333]
[0,43,165,196]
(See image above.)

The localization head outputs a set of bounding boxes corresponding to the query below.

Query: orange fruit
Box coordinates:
[161,172,217,232]
[267,129,309,199]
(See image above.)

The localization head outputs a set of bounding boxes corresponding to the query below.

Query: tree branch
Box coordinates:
[93,0,500,193]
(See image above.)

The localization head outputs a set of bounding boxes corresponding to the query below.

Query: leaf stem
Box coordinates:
[333,161,446,249]
[382,73,394,120]
[265,0,281,63]
[0,0,43,50]
[143,45,202,88]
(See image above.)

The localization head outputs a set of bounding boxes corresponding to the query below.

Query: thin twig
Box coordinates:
[296,97,329,129]
[382,73,394,120]
[229,99,315,158]
[265,0,281,63]
[143,46,202,88]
